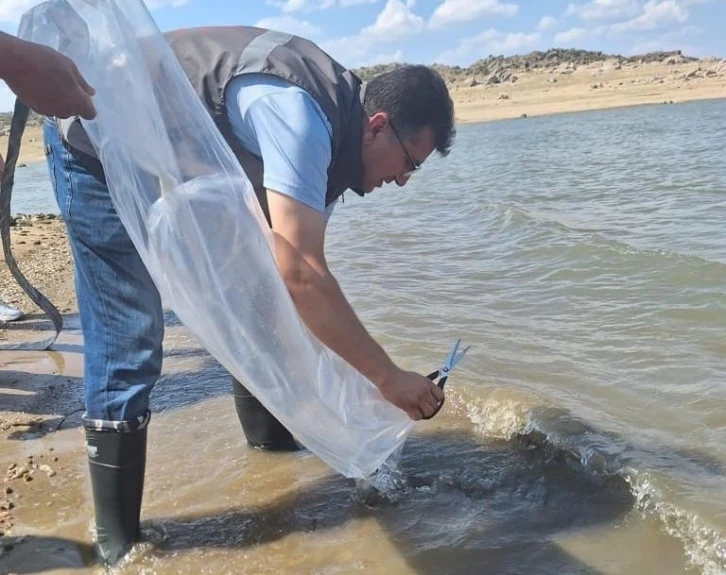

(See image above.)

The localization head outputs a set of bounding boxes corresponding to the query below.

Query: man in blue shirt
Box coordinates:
[222,67,454,449]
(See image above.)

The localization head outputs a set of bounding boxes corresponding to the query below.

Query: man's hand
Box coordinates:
[377,367,445,421]
[1,34,96,120]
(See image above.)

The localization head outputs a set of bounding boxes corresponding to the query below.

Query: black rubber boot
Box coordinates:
[232,377,300,451]
[85,424,147,567]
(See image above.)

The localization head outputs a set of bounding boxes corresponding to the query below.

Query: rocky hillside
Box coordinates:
[354,48,701,83]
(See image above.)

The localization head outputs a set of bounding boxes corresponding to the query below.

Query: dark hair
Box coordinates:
[363,65,456,157]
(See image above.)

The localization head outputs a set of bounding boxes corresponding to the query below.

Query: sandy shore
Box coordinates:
[0,124,44,165]
[0,215,76,323]
[2,57,725,165]
[449,57,726,123]
[0,215,85,571]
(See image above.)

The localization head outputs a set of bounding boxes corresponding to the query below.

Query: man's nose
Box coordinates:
[395,173,411,187]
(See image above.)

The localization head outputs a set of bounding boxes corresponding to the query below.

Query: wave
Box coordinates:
[453,387,726,575]
[485,201,726,270]
[628,473,726,575]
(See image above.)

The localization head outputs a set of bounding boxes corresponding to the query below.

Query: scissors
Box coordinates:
[423,338,471,420]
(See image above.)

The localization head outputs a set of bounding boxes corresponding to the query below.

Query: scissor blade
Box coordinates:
[443,339,461,371]
[446,340,471,371]
[449,345,471,370]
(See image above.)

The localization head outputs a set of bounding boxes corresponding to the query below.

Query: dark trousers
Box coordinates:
[231,378,300,451]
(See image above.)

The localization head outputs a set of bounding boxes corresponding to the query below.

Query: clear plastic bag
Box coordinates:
[19,0,413,478]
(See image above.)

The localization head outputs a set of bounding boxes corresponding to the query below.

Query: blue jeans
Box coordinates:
[43,120,163,430]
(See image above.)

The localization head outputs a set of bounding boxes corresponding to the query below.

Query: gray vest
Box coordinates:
[61,26,366,223]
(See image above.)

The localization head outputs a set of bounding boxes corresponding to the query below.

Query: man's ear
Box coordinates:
[364,112,388,142]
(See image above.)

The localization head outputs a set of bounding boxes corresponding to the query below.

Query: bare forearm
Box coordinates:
[0,32,96,119]
[285,264,395,387]
[267,193,444,420]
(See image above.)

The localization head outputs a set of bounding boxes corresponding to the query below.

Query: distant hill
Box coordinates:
[353,48,699,82]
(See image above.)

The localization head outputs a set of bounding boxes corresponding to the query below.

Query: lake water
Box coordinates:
[6,160,57,215]
[2,98,725,574]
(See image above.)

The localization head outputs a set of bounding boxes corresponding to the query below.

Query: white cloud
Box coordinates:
[340,0,379,5]
[255,15,322,37]
[321,0,424,66]
[558,1,696,45]
[270,0,333,11]
[435,29,540,65]
[537,15,557,31]
[565,0,640,22]
[365,0,424,35]
[429,0,519,29]
[610,0,688,32]
[268,0,377,13]
[674,0,711,5]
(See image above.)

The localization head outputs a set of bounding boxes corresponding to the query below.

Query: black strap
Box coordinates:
[0,99,63,350]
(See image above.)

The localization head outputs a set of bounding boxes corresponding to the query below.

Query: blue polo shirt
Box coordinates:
[224,74,337,221]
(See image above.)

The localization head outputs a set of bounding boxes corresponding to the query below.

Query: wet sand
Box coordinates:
[0,216,75,313]
[0,216,81,571]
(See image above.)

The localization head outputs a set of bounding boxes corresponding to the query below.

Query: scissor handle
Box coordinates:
[423,370,447,420]
[427,370,448,390]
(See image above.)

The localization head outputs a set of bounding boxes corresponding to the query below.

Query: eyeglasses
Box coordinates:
[389,119,421,178]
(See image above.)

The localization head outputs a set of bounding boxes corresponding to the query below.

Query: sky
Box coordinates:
[1,0,724,112]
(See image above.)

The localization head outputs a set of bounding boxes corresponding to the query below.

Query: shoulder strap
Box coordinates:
[0,100,63,350]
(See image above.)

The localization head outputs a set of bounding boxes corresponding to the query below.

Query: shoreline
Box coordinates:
[449,58,726,125]
[456,92,726,126]
[2,58,725,165]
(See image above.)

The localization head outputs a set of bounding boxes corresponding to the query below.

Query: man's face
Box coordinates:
[359,112,435,194]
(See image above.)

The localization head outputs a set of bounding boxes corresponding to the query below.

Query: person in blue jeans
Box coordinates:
[44,26,455,566]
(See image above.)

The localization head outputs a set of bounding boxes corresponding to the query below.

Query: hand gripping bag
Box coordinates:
[18,0,413,478]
